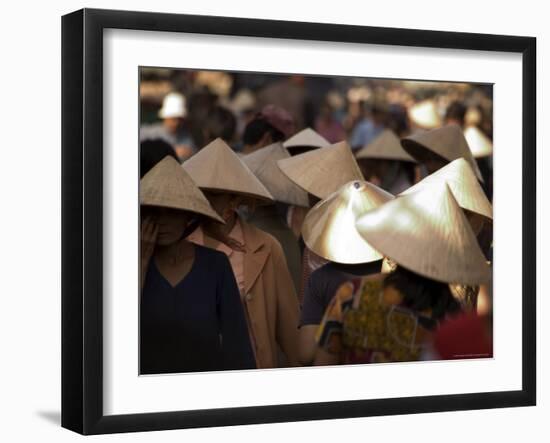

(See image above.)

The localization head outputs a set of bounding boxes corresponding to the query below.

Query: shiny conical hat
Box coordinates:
[356,129,416,162]
[408,100,441,129]
[356,183,491,285]
[400,158,492,220]
[277,141,364,199]
[464,126,493,158]
[140,156,224,223]
[302,180,394,264]
[283,128,331,151]
[464,107,482,127]
[401,124,483,181]
[242,142,309,207]
[182,138,273,202]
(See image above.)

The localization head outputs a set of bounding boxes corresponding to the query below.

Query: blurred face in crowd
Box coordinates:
[163,117,183,134]
[141,206,191,246]
[347,101,362,120]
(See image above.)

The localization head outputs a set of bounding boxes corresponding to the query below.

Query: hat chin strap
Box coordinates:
[181,217,201,240]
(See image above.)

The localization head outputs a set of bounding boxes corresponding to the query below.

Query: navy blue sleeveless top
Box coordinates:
[140,244,256,374]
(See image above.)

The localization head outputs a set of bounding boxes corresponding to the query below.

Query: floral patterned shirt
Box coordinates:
[316,275,424,364]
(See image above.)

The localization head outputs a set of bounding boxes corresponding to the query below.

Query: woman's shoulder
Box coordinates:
[240,220,281,254]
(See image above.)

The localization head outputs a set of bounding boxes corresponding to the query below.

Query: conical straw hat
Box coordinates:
[277,141,364,199]
[302,180,394,264]
[242,142,309,207]
[408,100,441,129]
[401,124,483,181]
[464,126,493,158]
[464,107,482,127]
[400,158,492,220]
[283,128,331,151]
[356,183,491,285]
[356,129,416,162]
[182,138,273,202]
[140,156,224,223]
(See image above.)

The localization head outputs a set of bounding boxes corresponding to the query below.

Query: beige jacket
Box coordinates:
[239,219,301,368]
[208,218,301,368]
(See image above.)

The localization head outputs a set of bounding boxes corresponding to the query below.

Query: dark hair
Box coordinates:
[383,266,461,323]
[140,139,178,178]
[202,105,237,146]
[445,101,467,126]
[387,103,410,137]
[242,117,285,145]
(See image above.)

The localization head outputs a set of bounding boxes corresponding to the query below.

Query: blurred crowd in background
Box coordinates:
[139,68,494,374]
[140,70,492,151]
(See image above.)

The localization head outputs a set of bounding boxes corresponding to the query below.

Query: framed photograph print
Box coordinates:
[61,8,536,435]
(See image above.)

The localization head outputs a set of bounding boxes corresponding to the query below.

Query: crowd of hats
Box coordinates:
[141,121,492,288]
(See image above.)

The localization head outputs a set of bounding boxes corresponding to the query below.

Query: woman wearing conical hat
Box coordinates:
[297,180,394,365]
[464,125,493,159]
[400,157,493,264]
[140,156,255,374]
[401,123,485,183]
[399,157,494,309]
[313,183,491,366]
[444,99,494,201]
[355,129,416,194]
[242,142,308,293]
[277,140,364,201]
[183,138,301,369]
[464,124,494,201]
[277,140,365,303]
[283,127,330,156]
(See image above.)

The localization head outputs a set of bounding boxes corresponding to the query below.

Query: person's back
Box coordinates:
[314,268,462,366]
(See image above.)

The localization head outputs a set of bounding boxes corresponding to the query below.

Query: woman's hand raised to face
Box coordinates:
[140,216,158,291]
[141,216,158,249]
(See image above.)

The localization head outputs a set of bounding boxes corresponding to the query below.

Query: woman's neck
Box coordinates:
[155,237,194,264]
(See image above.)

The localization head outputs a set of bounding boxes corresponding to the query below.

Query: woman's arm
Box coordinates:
[298,325,319,365]
[311,282,355,367]
[298,268,336,365]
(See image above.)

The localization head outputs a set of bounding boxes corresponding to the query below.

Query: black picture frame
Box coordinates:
[61,8,536,435]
